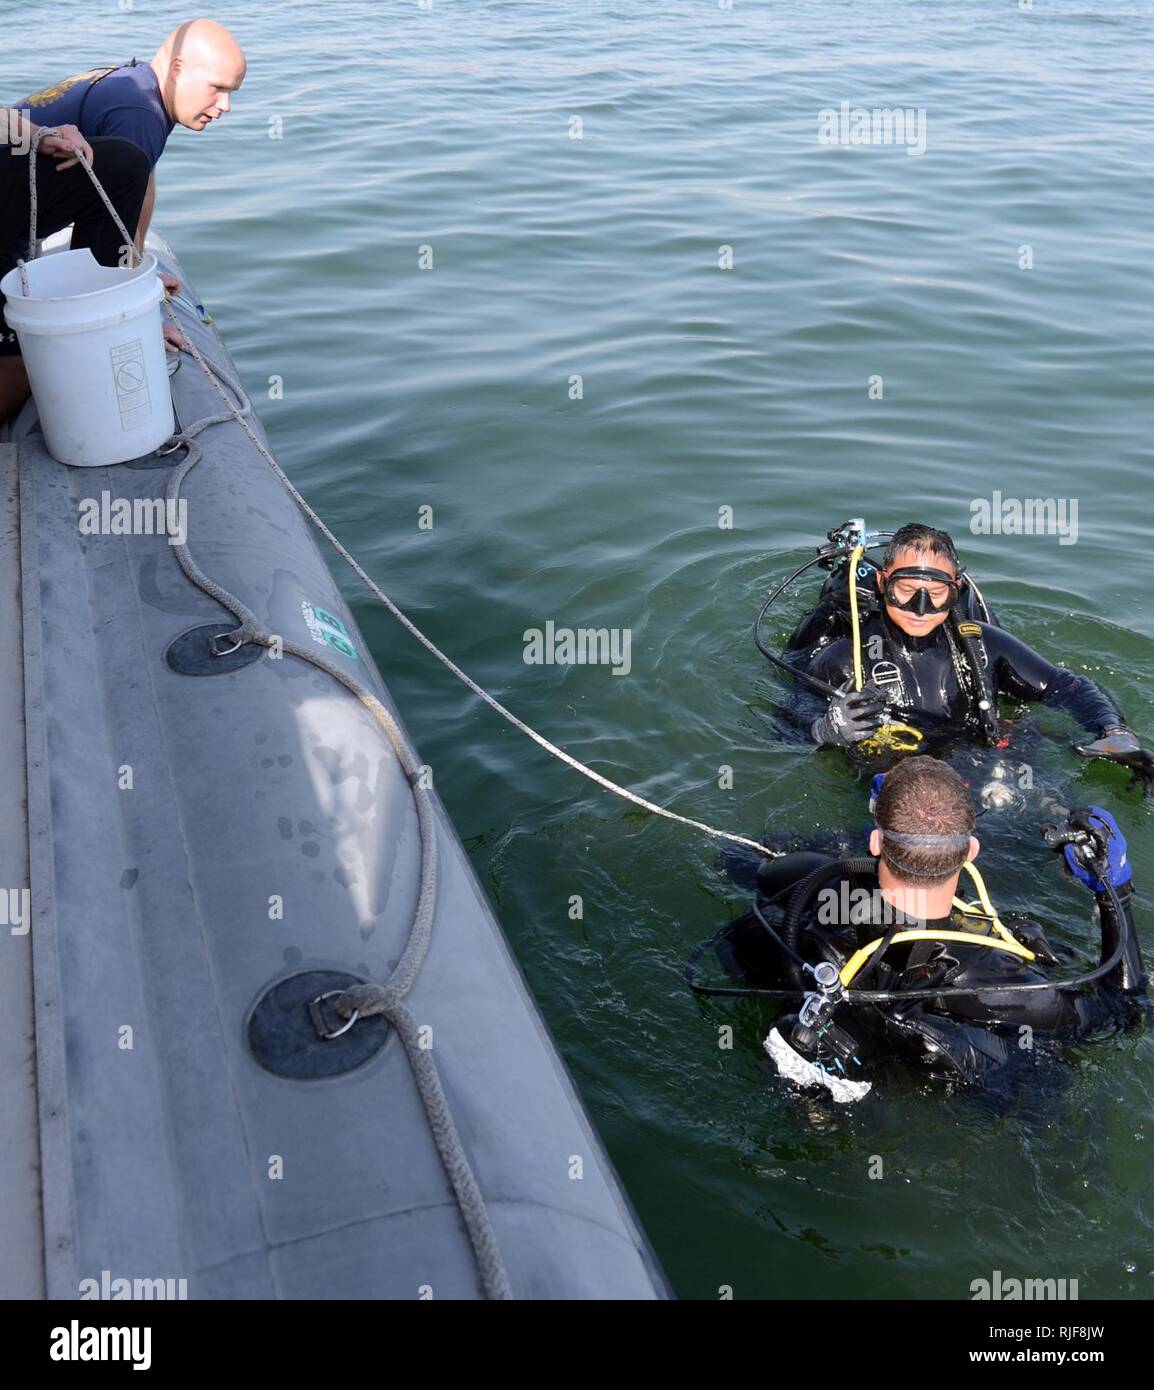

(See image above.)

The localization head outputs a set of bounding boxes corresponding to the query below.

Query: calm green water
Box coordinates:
[8,0,1154,1299]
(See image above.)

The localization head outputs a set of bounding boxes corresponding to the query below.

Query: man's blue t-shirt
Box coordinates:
[18,59,174,169]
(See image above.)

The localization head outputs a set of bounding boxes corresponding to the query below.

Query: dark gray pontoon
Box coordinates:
[0,232,665,1301]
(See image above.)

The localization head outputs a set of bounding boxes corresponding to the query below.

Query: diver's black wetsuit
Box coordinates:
[795,607,1123,744]
[718,850,1146,1086]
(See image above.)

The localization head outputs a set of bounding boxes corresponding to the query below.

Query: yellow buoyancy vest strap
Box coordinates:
[839,928,1035,988]
[838,860,1035,988]
[953,861,1023,949]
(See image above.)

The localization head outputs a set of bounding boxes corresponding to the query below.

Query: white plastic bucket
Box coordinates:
[0,248,173,467]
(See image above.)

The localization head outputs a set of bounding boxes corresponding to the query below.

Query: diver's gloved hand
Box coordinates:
[1054,806,1132,892]
[1005,916,1062,966]
[811,681,887,746]
[1073,725,1154,797]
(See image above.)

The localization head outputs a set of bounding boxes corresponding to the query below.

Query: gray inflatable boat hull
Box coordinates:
[0,231,665,1300]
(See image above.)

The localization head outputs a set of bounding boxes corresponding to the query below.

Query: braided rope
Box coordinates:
[19,143,782,1294]
[18,127,142,296]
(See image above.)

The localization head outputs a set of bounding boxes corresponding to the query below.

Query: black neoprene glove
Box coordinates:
[811,682,887,747]
[1073,725,1154,797]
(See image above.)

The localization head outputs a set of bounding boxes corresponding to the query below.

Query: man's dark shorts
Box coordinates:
[1,135,150,358]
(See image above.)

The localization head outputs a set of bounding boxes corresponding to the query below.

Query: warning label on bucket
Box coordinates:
[109,338,153,431]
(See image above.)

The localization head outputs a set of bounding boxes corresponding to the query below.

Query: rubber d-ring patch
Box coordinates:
[247,970,390,1080]
[121,440,189,470]
[165,623,264,676]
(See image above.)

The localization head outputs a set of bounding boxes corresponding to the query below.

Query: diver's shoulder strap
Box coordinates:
[954,619,987,655]
[951,615,999,744]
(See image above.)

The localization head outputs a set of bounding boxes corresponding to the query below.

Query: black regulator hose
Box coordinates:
[754,554,842,699]
[780,856,878,990]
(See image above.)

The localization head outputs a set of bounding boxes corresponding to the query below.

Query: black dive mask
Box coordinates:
[880,566,963,615]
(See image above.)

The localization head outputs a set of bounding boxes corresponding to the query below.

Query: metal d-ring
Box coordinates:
[210,631,244,658]
[311,991,359,1039]
[156,434,186,456]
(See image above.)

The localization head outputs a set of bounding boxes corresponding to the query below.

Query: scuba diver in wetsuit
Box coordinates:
[698,756,1146,1099]
[789,522,1154,790]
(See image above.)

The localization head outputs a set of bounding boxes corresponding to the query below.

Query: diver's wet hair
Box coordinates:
[882,523,960,574]
[874,755,974,887]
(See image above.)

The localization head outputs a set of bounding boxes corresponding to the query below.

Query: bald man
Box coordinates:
[17,19,246,250]
[0,20,246,425]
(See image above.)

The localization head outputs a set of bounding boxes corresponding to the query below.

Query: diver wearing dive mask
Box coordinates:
[879,565,961,616]
[800,523,1154,792]
[703,756,1147,1098]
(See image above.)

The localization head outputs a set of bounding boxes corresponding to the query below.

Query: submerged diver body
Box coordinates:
[786,522,1154,791]
[698,757,1146,1100]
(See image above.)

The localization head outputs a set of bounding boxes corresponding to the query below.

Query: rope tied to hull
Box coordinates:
[20,140,513,1301]
[21,146,774,1298]
[161,411,511,1300]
